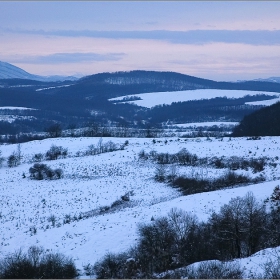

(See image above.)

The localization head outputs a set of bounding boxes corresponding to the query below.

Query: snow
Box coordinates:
[109,89,280,108]
[245,97,280,106]
[1,135,280,277]
[36,84,73,91]
[0,106,37,110]
[0,115,36,123]
[0,107,38,123]
[174,121,239,127]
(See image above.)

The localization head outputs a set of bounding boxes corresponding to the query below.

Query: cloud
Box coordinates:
[4,28,280,45]
[8,52,126,64]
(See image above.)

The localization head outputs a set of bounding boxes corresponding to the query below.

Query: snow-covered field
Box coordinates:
[36,84,73,91]
[0,106,37,110]
[0,115,36,123]
[174,121,239,128]
[109,89,280,108]
[1,135,280,277]
[245,97,280,106]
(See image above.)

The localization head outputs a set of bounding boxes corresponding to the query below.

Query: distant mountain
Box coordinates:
[0,61,78,82]
[252,77,280,83]
[238,77,280,84]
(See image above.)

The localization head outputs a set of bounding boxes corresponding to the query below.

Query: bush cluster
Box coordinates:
[0,246,78,279]
[92,192,280,278]
[139,148,270,173]
[29,163,63,180]
[31,145,68,163]
[85,139,121,156]
[171,171,264,195]
[45,145,68,160]
[210,156,267,173]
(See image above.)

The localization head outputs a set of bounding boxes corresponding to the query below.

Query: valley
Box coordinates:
[1,65,280,278]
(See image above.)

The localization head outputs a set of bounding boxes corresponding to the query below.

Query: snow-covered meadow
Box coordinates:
[1,135,280,277]
[109,89,280,108]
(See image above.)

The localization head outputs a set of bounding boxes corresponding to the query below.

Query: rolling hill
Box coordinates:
[1,67,280,136]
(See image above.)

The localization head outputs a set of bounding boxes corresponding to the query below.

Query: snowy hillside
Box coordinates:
[109,89,280,108]
[0,61,36,80]
[1,135,280,278]
[0,61,78,82]
[252,77,280,83]
[0,106,38,123]
[245,97,280,106]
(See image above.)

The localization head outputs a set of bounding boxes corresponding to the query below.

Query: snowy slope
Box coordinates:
[0,106,37,110]
[174,121,238,127]
[252,77,280,83]
[109,89,280,108]
[0,107,38,123]
[0,136,280,277]
[0,61,35,80]
[0,61,78,81]
[245,97,280,106]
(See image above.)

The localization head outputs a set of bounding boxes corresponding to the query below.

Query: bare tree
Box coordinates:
[45,123,62,138]
[155,164,166,182]
[0,151,5,167]
[210,192,267,259]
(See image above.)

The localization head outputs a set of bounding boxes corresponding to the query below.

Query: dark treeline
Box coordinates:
[232,101,280,136]
[92,191,280,279]
[147,96,269,123]
[0,95,265,137]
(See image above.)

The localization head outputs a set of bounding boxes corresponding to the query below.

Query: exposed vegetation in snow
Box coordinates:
[0,135,280,278]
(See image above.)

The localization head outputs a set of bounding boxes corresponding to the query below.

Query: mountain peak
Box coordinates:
[0,61,78,82]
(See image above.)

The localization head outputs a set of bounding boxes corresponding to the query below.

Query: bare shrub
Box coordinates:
[32,153,44,162]
[155,164,166,182]
[0,249,34,279]
[93,252,130,279]
[0,151,5,167]
[38,252,78,279]
[86,144,97,155]
[0,246,78,279]
[45,145,68,160]
[138,149,148,160]
[29,163,63,180]
[7,152,20,168]
[47,215,57,227]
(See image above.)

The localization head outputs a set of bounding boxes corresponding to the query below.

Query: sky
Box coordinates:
[0,1,280,81]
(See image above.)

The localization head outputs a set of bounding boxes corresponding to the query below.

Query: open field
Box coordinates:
[1,135,280,277]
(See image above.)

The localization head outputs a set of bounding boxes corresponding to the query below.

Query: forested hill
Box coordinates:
[2,70,280,136]
[78,70,280,94]
[232,101,280,136]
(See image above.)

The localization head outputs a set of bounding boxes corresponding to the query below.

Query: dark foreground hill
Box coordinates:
[232,101,280,136]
